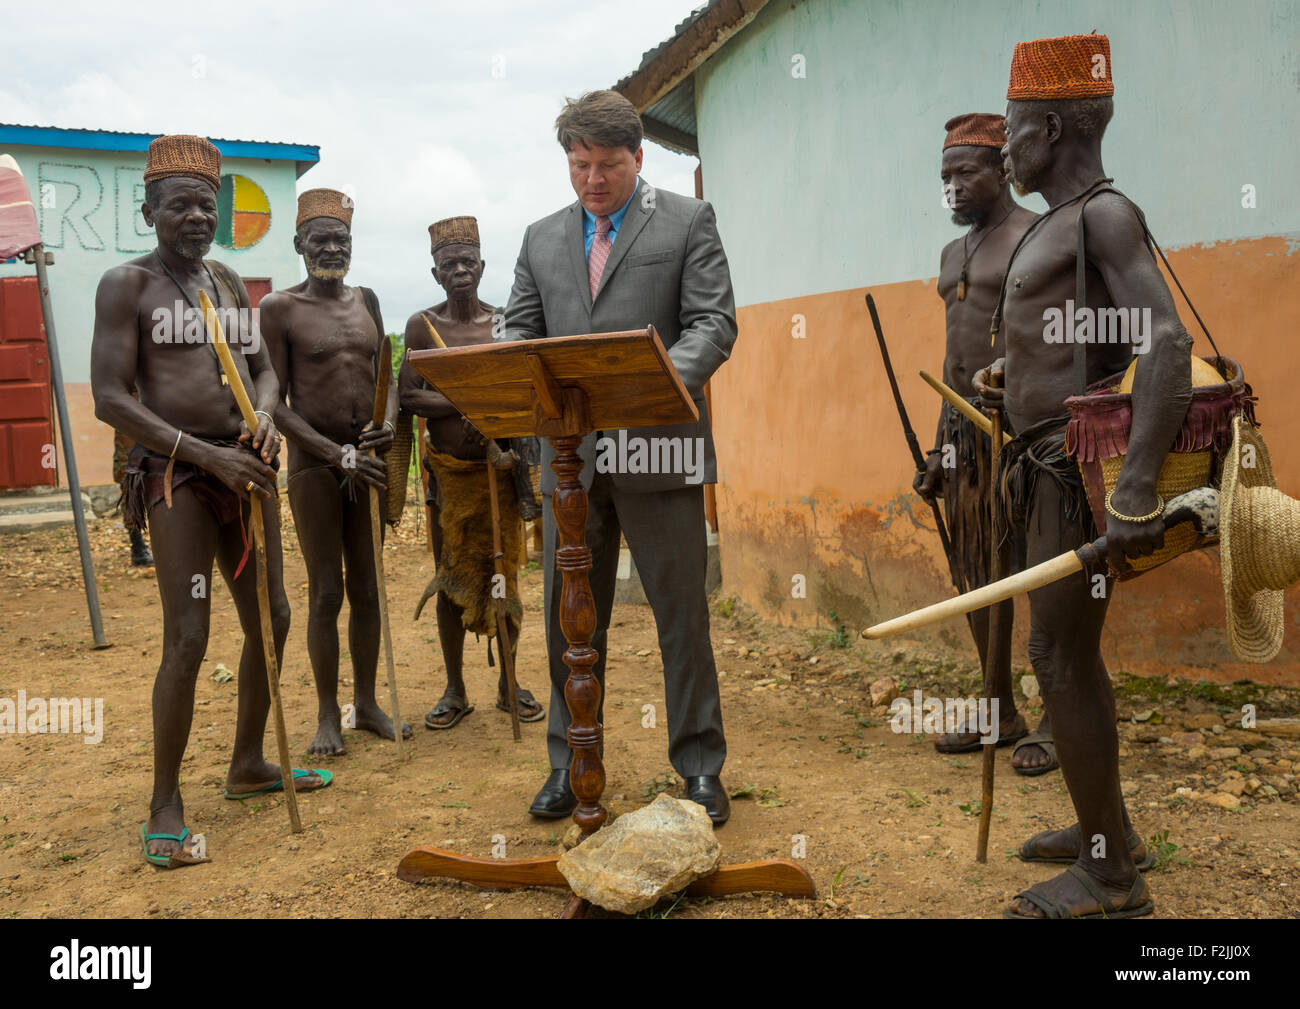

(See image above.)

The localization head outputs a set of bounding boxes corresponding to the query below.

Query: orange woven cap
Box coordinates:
[296,188,353,229]
[429,215,479,253]
[1007,32,1113,100]
[143,135,221,192]
[943,113,1007,150]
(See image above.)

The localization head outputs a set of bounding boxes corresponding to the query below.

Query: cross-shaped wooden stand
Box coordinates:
[398,327,815,917]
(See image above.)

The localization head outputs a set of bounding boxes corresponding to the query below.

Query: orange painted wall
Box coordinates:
[711,235,1300,686]
[56,383,113,487]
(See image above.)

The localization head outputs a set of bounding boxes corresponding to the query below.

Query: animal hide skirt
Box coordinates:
[413,451,523,639]
[941,399,995,590]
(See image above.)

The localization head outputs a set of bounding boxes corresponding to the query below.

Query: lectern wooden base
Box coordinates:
[398,330,817,917]
[395,849,817,918]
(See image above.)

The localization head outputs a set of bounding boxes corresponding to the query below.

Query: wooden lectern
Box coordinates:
[398,327,815,917]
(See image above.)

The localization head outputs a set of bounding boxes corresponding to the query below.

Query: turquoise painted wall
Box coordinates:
[0,145,304,382]
[695,0,1300,307]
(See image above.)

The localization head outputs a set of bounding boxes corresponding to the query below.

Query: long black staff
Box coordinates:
[866,293,967,597]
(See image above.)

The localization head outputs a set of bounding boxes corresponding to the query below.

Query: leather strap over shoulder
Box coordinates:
[1073,185,1120,395]
[356,287,389,382]
[1074,185,1223,396]
[204,259,250,312]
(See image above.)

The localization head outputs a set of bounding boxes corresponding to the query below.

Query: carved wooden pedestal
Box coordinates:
[398,333,816,917]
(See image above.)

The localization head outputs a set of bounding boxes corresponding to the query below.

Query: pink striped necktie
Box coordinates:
[588,214,611,299]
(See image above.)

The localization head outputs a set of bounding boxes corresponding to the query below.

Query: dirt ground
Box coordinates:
[1,503,1298,919]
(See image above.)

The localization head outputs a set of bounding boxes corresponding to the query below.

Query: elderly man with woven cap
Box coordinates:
[398,214,545,732]
[259,188,408,756]
[917,113,1039,762]
[970,33,1196,917]
[92,135,329,869]
[501,90,738,824]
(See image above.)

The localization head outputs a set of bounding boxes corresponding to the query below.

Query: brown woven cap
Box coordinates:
[1220,414,1294,663]
[429,215,479,253]
[943,113,1007,150]
[144,135,221,192]
[297,188,353,229]
[1007,32,1113,101]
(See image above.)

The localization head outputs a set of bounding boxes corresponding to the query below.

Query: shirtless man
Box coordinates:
[260,188,410,756]
[91,135,328,868]
[974,34,1192,917]
[915,113,1053,772]
[398,215,544,730]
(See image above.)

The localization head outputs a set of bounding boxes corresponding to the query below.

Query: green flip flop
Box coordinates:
[140,824,210,869]
[224,767,333,800]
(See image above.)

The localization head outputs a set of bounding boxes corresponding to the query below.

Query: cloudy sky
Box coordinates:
[2,0,700,325]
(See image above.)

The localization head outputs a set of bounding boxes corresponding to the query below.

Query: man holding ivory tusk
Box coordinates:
[972,34,1193,918]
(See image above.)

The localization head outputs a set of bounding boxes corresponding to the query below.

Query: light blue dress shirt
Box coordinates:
[582,177,641,260]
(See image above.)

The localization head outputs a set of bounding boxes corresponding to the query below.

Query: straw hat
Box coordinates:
[1220,413,1298,662]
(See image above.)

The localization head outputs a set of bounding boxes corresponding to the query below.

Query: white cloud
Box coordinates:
[3,0,702,322]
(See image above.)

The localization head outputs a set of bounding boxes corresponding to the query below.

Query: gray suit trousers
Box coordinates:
[541,472,726,777]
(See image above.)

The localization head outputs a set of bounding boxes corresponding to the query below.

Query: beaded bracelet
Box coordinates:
[1104,489,1164,524]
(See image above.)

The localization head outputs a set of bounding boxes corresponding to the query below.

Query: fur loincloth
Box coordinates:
[940,399,994,589]
[996,415,1097,548]
[121,440,251,532]
[413,451,522,638]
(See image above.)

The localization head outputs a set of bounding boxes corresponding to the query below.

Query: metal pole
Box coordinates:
[31,243,108,648]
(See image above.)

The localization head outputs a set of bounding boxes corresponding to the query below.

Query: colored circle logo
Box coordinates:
[215,174,271,250]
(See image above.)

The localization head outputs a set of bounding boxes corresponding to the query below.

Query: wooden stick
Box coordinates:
[370,484,404,760]
[487,461,522,742]
[370,338,404,760]
[977,386,1005,864]
[919,370,1009,448]
[417,416,435,553]
[199,289,302,835]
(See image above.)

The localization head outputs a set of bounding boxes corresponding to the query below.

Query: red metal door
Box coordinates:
[243,278,272,306]
[0,276,54,489]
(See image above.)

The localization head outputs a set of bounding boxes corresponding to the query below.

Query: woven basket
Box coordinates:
[1096,450,1210,572]
[385,410,414,525]
[1065,356,1254,578]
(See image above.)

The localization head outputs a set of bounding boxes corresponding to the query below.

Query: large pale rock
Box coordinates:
[556,793,721,913]
[869,676,899,708]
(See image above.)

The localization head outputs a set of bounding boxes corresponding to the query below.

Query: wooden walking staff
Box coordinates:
[369,337,405,759]
[486,460,522,742]
[422,316,521,742]
[198,289,302,834]
[976,369,1007,864]
[918,370,1010,449]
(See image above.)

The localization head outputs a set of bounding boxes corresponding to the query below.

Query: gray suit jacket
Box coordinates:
[502,181,737,494]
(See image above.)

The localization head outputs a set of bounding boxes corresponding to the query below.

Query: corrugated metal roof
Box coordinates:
[0,124,320,177]
[646,76,697,141]
[612,1,770,157]
[617,3,713,84]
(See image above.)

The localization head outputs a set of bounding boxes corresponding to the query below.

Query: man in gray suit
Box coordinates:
[503,90,737,824]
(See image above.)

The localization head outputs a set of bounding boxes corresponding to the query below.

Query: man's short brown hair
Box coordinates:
[555,90,643,153]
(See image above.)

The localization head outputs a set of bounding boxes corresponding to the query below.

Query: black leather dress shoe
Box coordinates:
[684,775,730,825]
[528,768,577,818]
